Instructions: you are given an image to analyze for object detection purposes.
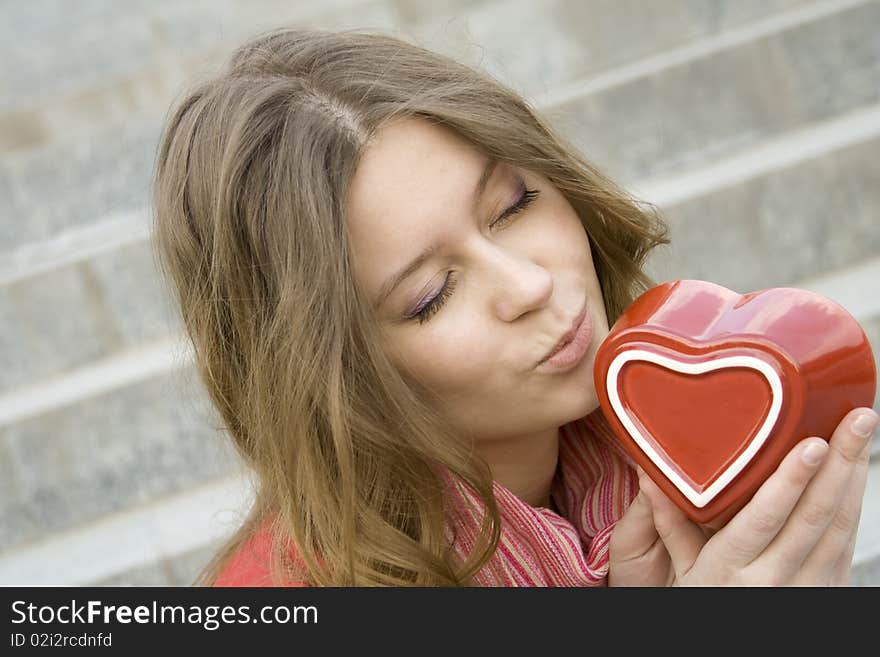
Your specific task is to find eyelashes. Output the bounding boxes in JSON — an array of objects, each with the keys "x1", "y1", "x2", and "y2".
[
  {"x1": 410, "y1": 271, "x2": 458, "y2": 324},
  {"x1": 407, "y1": 183, "x2": 541, "y2": 325},
  {"x1": 490, "y1": 186, "x2": 539, "y2": 230}
]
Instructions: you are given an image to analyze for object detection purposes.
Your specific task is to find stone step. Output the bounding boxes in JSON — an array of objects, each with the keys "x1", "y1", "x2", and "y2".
[
  {"x1": 629, "y1": 102, "x2": 880, "y2": 209},
  {"x1": 2, "y1": 1, "x2": 873, "y2": 259},
  {"x1": 91, "y1": 540, "x2": 224, "y2": 586},
  {"x1": 407, "y1": 0, "x2": 829, "y2": 104},
  {"x1": 0, "y1": 0, "x2": 385, "y2": 146},
  {"x1": 0, "y1": 364, "x2": 243, "y2": 554},
  {"x1": 0, "y1": 237, "x2": 180, "y2": 396},
  {"x1": 0, "y1": 472, "x2": 251, "y2": 585},
  {"x1": 0, "y1": 0, "x2": 824, "y2": 149},
  {"x1": 0, "y1": 337, "x2": 187, "y2": 429},
  {"x1": 642, "y1": 128, "x2": 880, "y2": 300},
  {"x1": 1, "y1": 105, "x2": 877, "y2": 395},
  {"x1": 548, "y1": 0, "x2": 880, "y2": 186}
]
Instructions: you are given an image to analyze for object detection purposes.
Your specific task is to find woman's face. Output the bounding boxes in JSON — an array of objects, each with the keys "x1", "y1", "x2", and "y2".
[{"x1": 346, "y1": 117, "x2": 610, "y2": 444}]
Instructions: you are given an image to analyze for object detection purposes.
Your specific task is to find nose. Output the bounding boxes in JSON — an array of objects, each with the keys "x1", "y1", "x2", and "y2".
[{"x1": 485, "y1": 246, "x2": 553, "y2": 321}]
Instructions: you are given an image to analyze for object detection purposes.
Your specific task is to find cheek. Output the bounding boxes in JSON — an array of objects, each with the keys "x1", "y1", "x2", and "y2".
[
  {"x1": 397, "y1": 323, "x2": 497, "y2": 388},
  {"x1": 562, "y1": 213, "x2": 591, "y2": 255},
  {"x1": 535, "y1": 194, "x2": 590, "y2": 256},
  {"x1": 433, "y1": 323, "x2": 493, "y2": 370}
]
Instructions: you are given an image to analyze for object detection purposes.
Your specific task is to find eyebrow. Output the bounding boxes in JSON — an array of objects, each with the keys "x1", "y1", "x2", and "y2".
[{"x1": 372, "y1": 156, "x2": 500, "y2": 311}]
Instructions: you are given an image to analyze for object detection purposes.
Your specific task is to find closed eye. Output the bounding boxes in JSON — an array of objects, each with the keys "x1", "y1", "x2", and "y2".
[
  {"x1": 406, "y1": 182, "x2": 541, "y2": 325},
  {"x1": 490, "y1": 184, "x2": 539, "y2": 230}
]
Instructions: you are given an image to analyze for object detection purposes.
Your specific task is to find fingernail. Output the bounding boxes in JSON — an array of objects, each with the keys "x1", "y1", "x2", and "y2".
[
  {"x1": 801, "y1": 440, "x2": 828, "y2": 466},
  {"x1": 852, "y1": 411, "x2": 879, "y2": 439}
]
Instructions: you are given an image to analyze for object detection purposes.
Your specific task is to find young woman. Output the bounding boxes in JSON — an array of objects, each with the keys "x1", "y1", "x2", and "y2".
[{"x1": 151, "y1": 27, "x2": 877, "y2": 586}]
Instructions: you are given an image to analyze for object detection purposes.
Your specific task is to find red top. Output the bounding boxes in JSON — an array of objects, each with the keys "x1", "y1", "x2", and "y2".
[{"x1": 213, "y1": 519, "x2": 309, "y2": 587}]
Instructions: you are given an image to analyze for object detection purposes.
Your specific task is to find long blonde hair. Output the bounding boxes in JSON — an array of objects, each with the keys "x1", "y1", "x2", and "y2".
[{"x1": 150, "y1": 27, "x2": 670, "y2": 586}]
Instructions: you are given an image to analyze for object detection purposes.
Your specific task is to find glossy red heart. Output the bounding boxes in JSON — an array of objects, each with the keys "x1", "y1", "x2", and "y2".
[{"x1": 593, "y1": 279, "x2": 877, "y2": 525}]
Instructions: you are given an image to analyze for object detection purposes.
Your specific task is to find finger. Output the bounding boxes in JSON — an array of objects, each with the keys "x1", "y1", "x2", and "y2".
[
  {"x1": 832, "y1": 514, "x2": 861, "y2": 586},
  {"x1": 609, "y1": 490, "x2": 660, "y2": 563},
  {"x1": 829, "y1": 498, "x2": 861, "y2": 586},
  {"x1": 637, "y1": 470, "x2": 707, "y2": 580},
  {"x1": 797, "y1": 432, "x2": 872, "y2": 585},
  {"x1": 712, "y1": 436, "x2": 828, "y2": 568},
  {"x1": 763, "y1": 408, "x2": 877, "y2": 578}
]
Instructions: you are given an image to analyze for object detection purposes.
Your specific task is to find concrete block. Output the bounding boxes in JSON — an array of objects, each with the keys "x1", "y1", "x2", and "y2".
[
  {"x1": 554, "y1": 1, "x2": 880, "y2": 185},
  {"x1": 0, "y1": 119, "x2": 161, "y2": 254},
  {"x1": 0, "y1": 264, "x2": 120, "y2": 392},
  {"x1": 643, "y1": 136, "x2": 880, "y2": 293},
  {"x1": 0, "y1": 366, "x2": 242, "y2": 552},
  {"x1": 87, "y1": 240, "x2": 182, "y2": 347}
]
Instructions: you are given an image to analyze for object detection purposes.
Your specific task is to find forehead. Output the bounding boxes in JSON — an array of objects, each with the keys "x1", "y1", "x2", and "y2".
[
  {"x1": 345, "y1": 117, "x2": 487, "y2": 286},
  {"x1": 347, "y1": 118, "x2": 483, "y2": 227}
]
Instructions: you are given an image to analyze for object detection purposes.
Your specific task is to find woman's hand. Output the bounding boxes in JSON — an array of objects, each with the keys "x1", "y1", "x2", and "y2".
[
  {"x1": 608, "y1": 466, "x2": 675, "y2": 586},
  {"x1": 609, "y1": 406, "x2": 878, "y2": 586}
]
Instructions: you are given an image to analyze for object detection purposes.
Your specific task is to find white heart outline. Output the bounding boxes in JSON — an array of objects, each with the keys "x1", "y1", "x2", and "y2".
[{"x1": 606, "y1": 348, "x2": 783, "y2": 508}]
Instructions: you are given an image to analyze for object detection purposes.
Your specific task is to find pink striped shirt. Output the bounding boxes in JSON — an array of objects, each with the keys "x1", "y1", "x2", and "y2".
[
  {"x1": 439, "y1": 407, "x2": 638, "y2": 586},
  {"x1": 215, "y1": 407, "x2": 636, "y2": 586}
]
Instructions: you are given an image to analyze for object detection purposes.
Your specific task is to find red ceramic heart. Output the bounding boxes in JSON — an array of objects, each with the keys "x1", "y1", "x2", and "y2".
[{"x1": 593, "y1": 279, "x2": 877, "y2": 525}]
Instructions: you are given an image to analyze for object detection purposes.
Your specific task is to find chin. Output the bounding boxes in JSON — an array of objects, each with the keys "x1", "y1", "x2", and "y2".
[{"x1": 558, "y1": 381, "x2": 600, "y2": 425}]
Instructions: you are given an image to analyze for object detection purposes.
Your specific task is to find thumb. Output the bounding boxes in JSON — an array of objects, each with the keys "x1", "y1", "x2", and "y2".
[{"x1": 638, "y1": 469, "x2": 707, "y2": 580}]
